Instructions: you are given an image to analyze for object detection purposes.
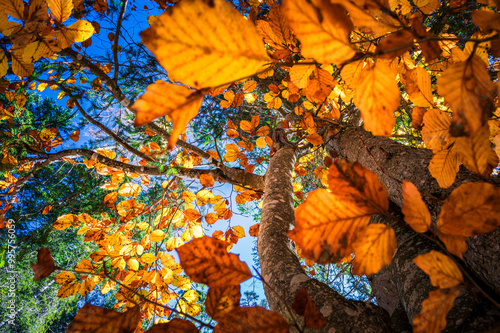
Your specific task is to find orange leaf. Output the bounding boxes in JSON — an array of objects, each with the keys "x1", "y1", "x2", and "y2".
[
  {"x1": 118, "y1": 183, "x2": 141, "y2": 198},
  {"x1": 205, "y1": 285, "x2": 241, "y2": 321},
  {"x1": 413, "y1": 288, "x2": 460, "y2": 333},
  {"x1": 200, "y1": 174, "x2": 215, "y2": 187},
  {"x1": 145, "y1": 318, "x2": 198, "y2": 333},
  {"x1": 327, "y1": 160, "x2": 389, "y2": 213},
  {"x1": 205, "y1": 213, "x2": 219, "y2": 225},
  {"x1": 66, "y1": 304, "x2": 141, "y2": 333},
  {"x1": 437, "y1": 55, "x2": 495, "y2": 135},
  {"x1": 47, "y1": 0, "x2": 73, "y2": 23},
  {"x1": 306, "y1": 133, "x2": 324, "y2": 145},
  {"x1": 438, "y1": 233, "x2": 468, "y2": 259},
  {"x1": 176, "y1": 236, "x2": 252, "y2": 288},
  {"x1": 289, "y1": 189, "x2": 372, "y2": 264},
  {"x1": 414, "y1": 0, "x2": 441, "y2": 14},
  {"x1": 69, "y1": 130, "x2": 80, "y2": 142},
  {"x1": 421, "y1": 109, "x2": 454, "y2": 152},
  {"x1": 0, "y1": 0, "x2": 25, "y2": 20},
  {"x1": 53, "y1": 214, "x2": 80, "y2": 230},
  {"x1": 413, "y1": 251, "x2": 463, "y2": 288},
  {"x1": 353, "y1": 61, "x2": 398, "y2": 136},
  {"x1": 213, "y1": 306, "x2": 289, "y2": 333},
  {"x1": 437, "y1": 182, "x2": 500, "y2": 237},
  {"x1": 428, "y1": 147, "x2": 460, "y2": 189},
  {"x1": 402, "y1": 180, "x2": 431, "y2": 233},
  {"x1": 455, "y1": 124, "x2": 496, "y2": 178},
  {"x1": 184, "y1": 208, "x2": 201, "y2": 222},
  {"x1": 140, "y1": 0, "x2": 269, "y2": 89},
  {"x1": 30, "y1": 248, "x2": 57, "y2": 281},
  {"x1": 133, "y1": 81, "x2": 204, "y2": 149},
  {"x1": 42, "y1": 205, "x2": 52, "y2": 215},
  {"x1": 352, "y1": 224, "x2": 396, "y2": 275},
  {"x1": 282, "y1": 0, "x2": 354, "y2": 65},
  {"x1": 249, "y1": 223, "x2": 260, "y2": 237}
]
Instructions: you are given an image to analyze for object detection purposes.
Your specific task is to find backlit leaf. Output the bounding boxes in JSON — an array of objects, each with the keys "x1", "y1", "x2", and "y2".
[
  {"x1": 413, "y1": 288, "x2": 460, "y2": 333},
  {"x1": 47, "y1": 0, "x2": 73, "y2": 23},
  {"x1": 0, "y1": 0, "x2": 24, "y2": 20},
  {"x1": 353, "y1": 61, "x2": 398, "y2": 136},
  {"x1": 428, "y1": 148, "x2": 460, "y2": 188},
  {"x1": 437, "y1": 182, "x2": 500, "y2": 237},
  {"x1": 402, "y1": 180, "x2": 431, "y2": 233},
  {"x1": 282, "y1": 0, "x2": 354, "y2": 65},
  {"x1": 176, "y1": 236, "x2": 252, "y2": 288},
  {"x1": 118, "y1": 183, "x2": 141, "y2": 197},
  {"x1": 200, "y1": 174, "x2": 215, "y2": 187},
  {"x1": 352, "y1": 224, "x2": 396, "y2": 275},
  {"x1": 133, "y1": 81, "x2": 204, "y2": 149},
  {"x1": 141, "y1": 0, "x2": 269, "y2": 89},
  {"x1": 289, "y1": 189, "x2": 372, "y2": 264},
  {"x1": 421, "y1": 109, "x2": 454, "y2": 152},
  {"x1": 205, "y1": 285, "x2": 241, "y2": 321},
  {"x1": 150, "y1": 230, "x2": 166, "y2": 242},
  {"x1": 455, "y1": 125, "x2": 496, "y2": 177},
  {"x1": 66, "y1": 304, "x2": 141, "y2": 333},
  {"x1": 413, "y1": 251, "x2": 463, "y2": 288}
]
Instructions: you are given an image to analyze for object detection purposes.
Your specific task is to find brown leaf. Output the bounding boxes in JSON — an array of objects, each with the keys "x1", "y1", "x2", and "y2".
[
  {"x1": 353, "y1": 61, "x2": 399, "y2": 136},
  {"x1": 376, "y1": 30, "x2": 414, "y2": 59},
  {"x1": 438, "y1": 233, "x2": 468, "y2": 259},
  {"x1": 471, "y1": 8, "x2": 500, "y2": 34},
  {"x1": 0, "y1": 0, "x2": 25, "y2": 20},
  {"x1": 205, "y1": 285, "x2": 241, "y2": 322},
  {"x1": 292, "y1": 288, "x2": 327, "y2": 329},
  {"x1": 30, "y1": 248, "x2": 57, "y2": 281},
  {"x1": 413, "y1": 251, "x2": 463, "y2": 288},
  {"x1": 455, "y1": 125, "x2": 496, "y2": 177},
  {"x1": 421, "y1": 109, "x2": 454, "y2": 152},
  {"x1": 176, "y1": 236, "x2": 252, "y2": 288},
  {"x1": 66, "y1": 304, "x2": 141, "y2": 333},
  {"x1": 437, "y1": 182, "x2": 500, "y2": 237},
  {"x1": 146, "y1": 318, "x2": 199, "y2": 333},
  {"x1": 352, "y1": 224, "x2": 396, "y2": 275},
  {"x1": 402, "y1": 180, "x2": 431, "y2": 233},
  {"x1": 133, "y1": 81, "x2": 204, "y2": 149},
  {"x1": 214, "y1": 306, "x2": 289, "y2": 333},
  {"x1": 413, "y1": 288, "x2": 460, "y2": 333}
]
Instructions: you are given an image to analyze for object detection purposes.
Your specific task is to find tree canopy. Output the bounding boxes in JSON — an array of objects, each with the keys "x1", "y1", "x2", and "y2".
[{"x1": 1, "y1": 0, "x2": 500, "y2": 332}]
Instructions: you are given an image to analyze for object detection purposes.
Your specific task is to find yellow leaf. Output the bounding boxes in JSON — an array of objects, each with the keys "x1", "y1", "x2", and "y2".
[
  {"x1": 133, "y1": 81, "x2": 204, "y2": 149},
  {"x1": 150, "y1": 230, "x2": 166, "y2": 242},
  {"x1": 54, "y1": 20, "x2": 95, "y2": 49},
  {"x1": 183, "y1": 289, "x2": 199, "y2": 303},
  {"x1": 437, "y1": 182, "x2": 500, "y2": 237},
  {"x1": 289, "y1": 63, "x2": 316, "y2": 89},
  {"x1": 0, "y1": 0, "x2": 25, "y2": 20},
  {"x1": 428, "y1": 147, "x2": 460, "y2": 188},
  {"x1": 413, "y1": 250, "x2": 463, "y2": 288},
  {"x1": 53, "y1": 214, "x2": 79, "y2": 230},
  {"x1": 243, "y1": 80, "x2": 257, "y2": 93},
  {"x1": 141, "y1": 253, "x2": 157, "y2": 264},
  {"x1": 289, "y1": 189, "x2": 372, "y2": 264},
  {"x1": 47, "y1": 0, "x2": 73, "y2": 23},
  {"x1": 182, "y1": 190, "x2": 196, "y2": 203},
  {"x1": 353, "y1": 61, "x2": 398, "y2": 136},
  {"x1": 352, "y1": 224, "x2": 396, "y2": 275},
  {"x1": 437, "y1": 55, "x2": 495, "y2": 135},
  {"x1": 58, "y1": 281, "x2": 80, "y2": 298},
  {"x1": 413, "y1": 288, "x2": 460, "y2": 333},
  {"x1": 79, "y1": 278, "x2": 95, "y2": 297},
  {"x1": 118, "y1": 183, "x2": 141, "y2": 197},
  {"x1": 402, "y1": 180, "x2": 431, "y2": 233},
  {"x1": 256, "y1": 136, "x2": 267, "y2": 148},
  {"x1": 455, "y1": 125, "x2": 496, "y2": 177},
  {"x1": 232, "y1": 225, "x2": 245, "y2": 238},
  {"x1": 140, "y1": 0, "x2": 269, "y2": 89},
  {"x1": 224, "y1": 143, "x2": 240, "y2": 162},
  {"x1": 54, "y1": 271, "x2": 76, "y2": 285},
  {"x1": 0, "y1": 12, "x2": 22, "y2": 36},
  {"x1": 282, "y1": 0, "x2": 355, "y2": 65},
  {"x1": 127, "y1": 258, "x2": 139, "y2": 271}
]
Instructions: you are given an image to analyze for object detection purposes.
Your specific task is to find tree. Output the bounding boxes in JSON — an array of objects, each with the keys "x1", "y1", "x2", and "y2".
[{"x1": 1, "y1": 0, "x2": 500, "y2": 332}]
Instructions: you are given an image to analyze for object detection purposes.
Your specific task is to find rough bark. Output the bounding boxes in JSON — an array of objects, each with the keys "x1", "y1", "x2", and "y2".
[
  {"x1": 258, "y1": 146, "x2": 393, "y2": 332},
  {"x1": 332, "y1": 127, "x2": 500, "y2": 331}
]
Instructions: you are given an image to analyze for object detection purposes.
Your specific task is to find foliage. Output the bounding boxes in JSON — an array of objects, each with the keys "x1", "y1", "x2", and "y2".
[{"x1": 1, "y1": 0, "x2": 500, "y2": 332}]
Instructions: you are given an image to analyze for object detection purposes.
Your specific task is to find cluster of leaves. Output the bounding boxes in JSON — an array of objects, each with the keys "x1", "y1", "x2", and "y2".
[{"x1": 0, "y1": 0, "x2": 499, "y2": 332}]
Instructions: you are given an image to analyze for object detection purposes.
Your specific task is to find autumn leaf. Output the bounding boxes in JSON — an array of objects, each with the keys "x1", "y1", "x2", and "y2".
[
  {"x1": 51, "y1": 20, "x2": 95, "y2": 49},
  {"x1": 455, "y1": 124, "x2": 496, "y2": 177},
  {"x1": 289, "y1": 189, "x2": 372, "y2": 264},
  {"x1": 47, "y1": 0, "x2": 73, "y2": 23},
  {"x1": 146, "y1": 318, "x2": 199, "y2": 333},
  {"x1": 0, "y1": 0, "x2": 24, "y2": 20},
  {"x1": 176, "y1": 236, "x2": 252, "y2": 288},
  {"x1": 240, "y1": 115, "x2": 260, "y2": 133},
  {"x1": 327, "y1": 160, "x2": 389, "y2": 213},
  {"x1": 0, "y1": 50, "x2": 8, "y2": 77},
  {"x1": 133, "y1": 81, "x2": 204, "y2": 149},
  {"x1": 282, "y1": 0, "x2": 355, "y2": 65},
  {"x1": 118, "y1": 183, "x2": 141, "y2": 197},
  {"x1": 413, "y1": 288, "x2": 460, "y2": 333},
  {"x1": 438, "y1": 233, "x2": 468, "y2": 259},
  {"x1": 352, "y1": 224, "x2": 396, "y2": 275},
  {"x1": 140, "y1": 0, "x2": 269, "y2": 89},
  {"x1": 306, "y1": 133, "x2": 324, "y2": 145},
  {"x1": 214, "y1": 306, "x2": 289, "y2": 333},
  {"x1": 54, "y1": 271, "x2": 76, "y2": 285},
  {"x1": 428, "y1": 147, "x2": 460, "y2": 189},
  {"x1": 353, "y1": 61, "x2": 399, "y2": 136},
  {"x1": 200, "y1": 174, "x2": 215, "y2": 187},
  {"x1": 69, "y1": 130, "x2": 80, "y2": 141},
  {"x1": 66, "y1": 304, "x2": 141, "y2": 333},
  {"x1": 150, "y1": 230, "x2": 166, "y2": 242},
  {"x1": 205, "y1": 285, "x2": 241, "y2": 321},
  {"x1": 421, "y1": 109, "x2": 454, "y2": 152},
  {"x1": 292, "y1": 288, "x2": 327, "y2": 329},
  {"x1": 437, "y1": 55, "x2": 495, "y2": 135},
  {"x1": 30, "y1": 248, "x2": 58, "y2": 281},
  {"x1": 437, "y1": 182, "x2": 500, "y2": 237},
  {"x1": 402, "y1": 180, "x2": 431, "y2": 233},
  {"x1": 413, "y1": 251, "x2": 463, "y2": 288},
  {"x1": 414, "y1": 0, "x2": 441, "y2": 14}
]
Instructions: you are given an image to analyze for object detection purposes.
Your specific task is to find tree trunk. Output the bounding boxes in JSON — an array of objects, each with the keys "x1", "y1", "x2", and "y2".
[
  {"x1": 258, "y1": 146, "x2": 393, "y2": 332},
  {"x1": 332, "y1": 127, "x2": 500, "y2": 331}
]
